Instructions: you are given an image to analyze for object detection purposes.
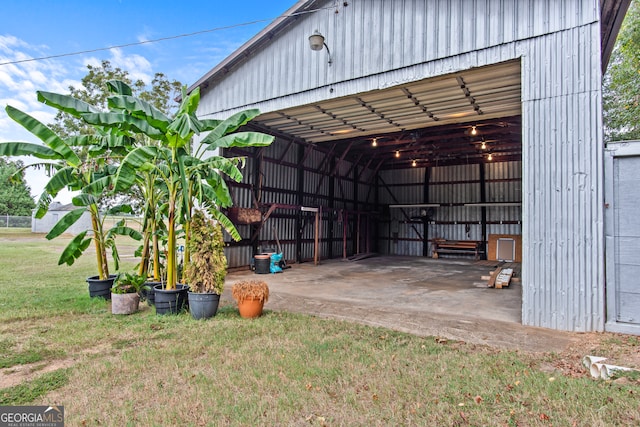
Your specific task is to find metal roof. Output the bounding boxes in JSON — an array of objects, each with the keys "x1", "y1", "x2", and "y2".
[
  {"x1": 192, "y1": 0, "x2": 629, "y2": 171},
  {"x1": 250, "y1": 60, "x2": 522, "y2": 170}
]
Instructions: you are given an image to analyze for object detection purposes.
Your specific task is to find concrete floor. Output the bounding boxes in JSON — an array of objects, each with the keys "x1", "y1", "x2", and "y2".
[{"x1": 226, "y1": 255, "x2": 579, "y2": 352}]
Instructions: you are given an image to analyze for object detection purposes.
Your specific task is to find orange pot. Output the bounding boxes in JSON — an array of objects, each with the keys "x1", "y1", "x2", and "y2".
[{"x1": 238, "y1": 298, "x2": 265, "y2": 318}]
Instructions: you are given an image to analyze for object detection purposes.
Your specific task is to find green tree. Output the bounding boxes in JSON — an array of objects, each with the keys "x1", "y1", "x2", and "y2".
[
  {"x1": 0, "y1": 158, "x2": 36, "y2": 216},
  {"x1": 603, "y1": 0, "x2": 640, "y2": 141},
  {"x1": 50, "y1": 60, "x2": 182, "y2": 138}
]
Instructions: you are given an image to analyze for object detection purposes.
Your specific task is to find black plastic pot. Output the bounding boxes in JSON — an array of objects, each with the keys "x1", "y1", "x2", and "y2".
[
  {"x1": 142, "y1": 281, "x2": 162, "y2": 306},
  {"x1": 154, "y1": 284, "x2": 189, "y2": 315},
  {"x1": 87, "y1": 275, "x2": 117, "y2": 300},
  {"x1": 188, "y1": 292, "x2": 220, "y2": 320},
  {"x1": 254, "y1": 255, "x2": 270, "y2": 274}
]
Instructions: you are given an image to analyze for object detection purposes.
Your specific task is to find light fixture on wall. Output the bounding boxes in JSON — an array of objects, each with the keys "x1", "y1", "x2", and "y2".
[
  {"x1": 309, "y1": 30, "x2": 333, "y2": 66},
  {"x1": 395, "y1": 150, "x2": 400, "y2": 158},
  {"x1": 471, "y1": 125, "x2": 478, "y2": 136}
]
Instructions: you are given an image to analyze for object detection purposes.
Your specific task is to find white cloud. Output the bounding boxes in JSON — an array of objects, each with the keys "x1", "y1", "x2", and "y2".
[
  {"x1": 0, "y1": 36, "x2": 157, "y2": 203},
  {"x1": 84, "y1": 48, "x2": 153, "y2": 84}
]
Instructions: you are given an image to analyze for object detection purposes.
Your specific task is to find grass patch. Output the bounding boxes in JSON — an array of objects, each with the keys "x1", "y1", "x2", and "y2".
[
  {"x1": 0, "y1": 369, "x2": 70, "y2": 405},
  {"x1": 0, "y1": 229, "x2": 639, "y2": 425},
  {"x1": 0, "y1": 338, "x2": 63, "y2": 368}
]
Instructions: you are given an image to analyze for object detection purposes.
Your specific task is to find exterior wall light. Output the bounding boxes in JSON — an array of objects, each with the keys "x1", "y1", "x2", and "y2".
[{"x1": 309, "y1": 30, "x2": 332, "y2": 66}]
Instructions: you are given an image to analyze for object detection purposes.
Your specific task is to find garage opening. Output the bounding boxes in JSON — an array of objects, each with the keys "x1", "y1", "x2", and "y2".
[{"x1": 223, "y1": 60, "x2": 523, "y2": 322}]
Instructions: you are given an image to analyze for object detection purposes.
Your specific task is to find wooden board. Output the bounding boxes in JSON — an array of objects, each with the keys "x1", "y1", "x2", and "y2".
[
  {"x1": 487, "y1": 234, "x2": 522, "y2": 262},
  {"x1": 495, "y1": 268, "x2": 514, "y2": 288},
  {"x1": 487, "y1": 268, "x2": 501, "y2": 288}
]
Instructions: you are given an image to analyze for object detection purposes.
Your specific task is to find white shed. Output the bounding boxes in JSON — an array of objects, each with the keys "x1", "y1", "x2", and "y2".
[{"x1": 32, "y1": 202, "x2": 92, "y2": 235}]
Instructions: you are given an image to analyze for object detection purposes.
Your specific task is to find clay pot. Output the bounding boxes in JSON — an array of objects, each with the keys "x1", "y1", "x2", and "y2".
[{"x1": 237, "y1": 298, "x2": 265, "y2": 319}]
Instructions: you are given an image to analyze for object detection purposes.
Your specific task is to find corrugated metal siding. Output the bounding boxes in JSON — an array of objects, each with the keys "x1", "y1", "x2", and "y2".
[
  {"x1": 204, "y1": 0, "x2": 606, "y2": 332},
  {"x1": 198, "y1": 0, "x2": 597, "y2": 118},
  {"x1": 521, "y1": 22, "x2": 604, "y2": 331}
]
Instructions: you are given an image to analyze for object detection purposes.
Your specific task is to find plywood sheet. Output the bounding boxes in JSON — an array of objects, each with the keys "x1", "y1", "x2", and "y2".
[{"x1": 488, "y1": 234, "x2": 522, "y2": 262}]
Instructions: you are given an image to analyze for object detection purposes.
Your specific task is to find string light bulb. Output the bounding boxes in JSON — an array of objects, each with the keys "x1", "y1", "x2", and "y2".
[
  {"x1": 395, "y1": 150, "x2": 400, "y2": 158},
  {"x1": 412, "y1": 159, "x2": 417, "y2": 167},
  {"x1": 471, "y1": 126, "x2": 477, "y2": 136},
  {"x1": 372, "y1": 138, "x2": 377, "y2": 147},
  {"x1": 487, "y1": 153, "x2": 493, "y2": 161},
  {"x1": 481, "y1": 141, "x2": 486, "y2": 150}
]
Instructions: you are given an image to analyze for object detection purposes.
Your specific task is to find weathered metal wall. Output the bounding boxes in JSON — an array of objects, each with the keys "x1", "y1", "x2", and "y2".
[
  {"x1": 378, "y1": 162, "x2": 521, "y2": 257},
  {"x1": 198, "y1": 0, "x2": 597, "y2": 118},
  {"x1": 486, "y1": 161, "x2": 522, "y2": 236},
  {"x1": 521, "y1": 23, "x2": 605, "y2": 331},
  {"x1": 223, "y1": 138, "x2": 365, "y2": 267}
]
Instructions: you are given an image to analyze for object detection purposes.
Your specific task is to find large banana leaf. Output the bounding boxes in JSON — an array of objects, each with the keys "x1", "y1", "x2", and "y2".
[
  {"x1": 166, "y1": 114, "x2": 200, "y2": 147},
  {"x1": 178, "y1": 86, "x2": 200, "y2": 116},
  {"x1": 199, "y1": 177, "x2": 233, "y2": 208},
  {"x1": 107, "y1": 224, "x2": 143, "y2": 241},
  {"x1": 37, "y1": 91, "x2": 100, "y2": 117},
  {"x1": 205, "y1": 131, "x2": 274, "y2": 150},
  {"x1": 67, "y1": 134, "x2": 134, "y2": 149},
  {"x1": 108, "y1": 95, "x2": 170, "y2": 132},
  {"x1": 209, "y1": 208, "x2": 241, "y2": 241},
  {"x1": 72, "y1": 193, "x2": 98, "y2": 207},
  {"x1": 46, "y1": 208, "x2": 87, "y2": 240},
  {"x1": 106, "y1": 80, "x2": 133, "y2": 96},
  {"x1": 81, "y1": 112, "x2": 164, "y2": 139},
  {"x1": 57, "y1": 231, "x2": 92, "y2": 266},
  {"x1": 0, "y1": 142, "x2": 58, "y2": 160},
  {"x1": 199, "y1": 119, "x2": 223, "y2": 131},
  {"x1": 43, "y1": 167, "x2": 82, "y2": 198},
  {"x1": 199, "y1": 109, "x2": 261, "y2": 145},
  {"x1": 200, "y1": 156, "x2": 244, "y2": 182},
  {"x1": 5, "y1": 106, "x2": 80, "y2": 166},
  {"x1": 113, "y1": 146, "x2": 164, "y2": 192},
  {"x1": 106, "y1": 204, "x2": 134, "y2": 215},
  {"x1": 81, "y1": 174, "x2": 112, "y2": 197},
  {"x1": 34, "y1": 191, "x2": 52, "y2": 219}
]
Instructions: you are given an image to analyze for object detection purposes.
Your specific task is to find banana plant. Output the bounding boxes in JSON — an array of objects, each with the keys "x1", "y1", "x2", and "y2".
[
  {"x1": 0, "y1": 101, "x2": 142, "y2": 279},
  {"x1": 90, "y1": 82, "x2": 274, "y2": 290}
]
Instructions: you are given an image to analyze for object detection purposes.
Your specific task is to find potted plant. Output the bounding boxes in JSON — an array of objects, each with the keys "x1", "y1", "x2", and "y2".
[
  {"x1": 183, "y1": 210, "x2": 227, "y2": 319},
  {"x1": 231, "y1": 280, "x2": 270, "y2": 318},
  {"x1": 111, "y1": 272, "x2": 147, "y2": 315},
  {"x1": 0, "y1": 90, "x2": 142, "y2": 298}
]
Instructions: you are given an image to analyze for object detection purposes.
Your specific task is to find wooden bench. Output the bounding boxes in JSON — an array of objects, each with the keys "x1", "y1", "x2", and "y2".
[{"x1": 431, "y1": 239, "x2": 482, "y2": 260}]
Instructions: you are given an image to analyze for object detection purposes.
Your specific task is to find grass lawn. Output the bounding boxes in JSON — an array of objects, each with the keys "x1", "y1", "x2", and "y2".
[{"x1": 0, "y1": 228, "x2": 638, "y2": 426}]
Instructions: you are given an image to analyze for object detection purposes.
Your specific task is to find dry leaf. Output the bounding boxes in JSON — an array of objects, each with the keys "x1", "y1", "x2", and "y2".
[
  {"x1": 539, "y1": 413, "x2": 550, "y2": 421},
  {"x1": 474, "y1": 395, "x2": 483, "y2": 404}
]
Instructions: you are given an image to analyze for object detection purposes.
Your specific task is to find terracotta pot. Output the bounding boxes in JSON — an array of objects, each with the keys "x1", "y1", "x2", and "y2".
[{"x1": 237, "y1": 298, "x2": 265, "y2": 318}]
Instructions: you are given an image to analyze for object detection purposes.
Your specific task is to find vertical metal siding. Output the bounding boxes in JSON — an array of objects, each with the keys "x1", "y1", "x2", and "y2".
[
  {"x1": 198, "y1": 0, "x2": 597, "y2": 118},
  {"x1": 521, "y1": 22, "x2": 604, "y2": 331},
  {"x1": 203, "y1": 0, "x2": 605, "y2": 332}
]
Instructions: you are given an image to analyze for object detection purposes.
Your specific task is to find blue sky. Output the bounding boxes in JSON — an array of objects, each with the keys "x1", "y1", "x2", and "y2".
[{"x1": 0, "y1": 0, "x2": 294, "y2": 203}]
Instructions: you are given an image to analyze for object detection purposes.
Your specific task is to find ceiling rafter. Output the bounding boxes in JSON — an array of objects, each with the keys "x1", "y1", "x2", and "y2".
[{"x1": 456, "y1": 76, "x2": 483, "y2": 115}]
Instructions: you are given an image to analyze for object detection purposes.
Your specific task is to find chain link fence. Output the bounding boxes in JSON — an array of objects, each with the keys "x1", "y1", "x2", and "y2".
[{"x1": 1, "y1": 215, "x2": 31, "y2": 228}]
